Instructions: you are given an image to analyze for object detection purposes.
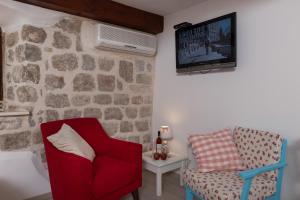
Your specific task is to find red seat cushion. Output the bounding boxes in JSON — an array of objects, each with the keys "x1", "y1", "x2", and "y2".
[{"x1": 93, "y1": 156, "x2": 137, "y2": 199}]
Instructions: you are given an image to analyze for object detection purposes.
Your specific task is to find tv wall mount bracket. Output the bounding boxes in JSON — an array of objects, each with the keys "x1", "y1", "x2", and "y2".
[{"x1": 173, "y1": 22, "x2": 192, "y2": 30}]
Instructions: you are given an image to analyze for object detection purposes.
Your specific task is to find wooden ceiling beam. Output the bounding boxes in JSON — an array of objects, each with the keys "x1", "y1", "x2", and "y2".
[{"x1": 13, "y1": 0, "x2": 164, "y2": 34}]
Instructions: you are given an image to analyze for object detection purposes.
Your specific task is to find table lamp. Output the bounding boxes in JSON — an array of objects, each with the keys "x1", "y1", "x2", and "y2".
[{"x1": 160, "y1": 126, "x2": 172, "y2": 154}]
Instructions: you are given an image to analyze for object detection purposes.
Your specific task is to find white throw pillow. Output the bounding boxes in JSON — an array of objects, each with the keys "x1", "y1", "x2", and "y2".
[{"x1": 47, "y1": 124, "x2": 95, "y2": 161}]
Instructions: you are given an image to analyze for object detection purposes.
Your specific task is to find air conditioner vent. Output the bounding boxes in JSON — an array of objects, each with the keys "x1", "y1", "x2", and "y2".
[
  {"x1": 99, "y1": 25, "x2": 156, "y2": 49},
  {"x1": 81, "y1": 22, "x2": 157, "y2": 56}
]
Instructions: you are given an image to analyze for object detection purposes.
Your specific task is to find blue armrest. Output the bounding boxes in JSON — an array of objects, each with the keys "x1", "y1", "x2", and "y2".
[{"x1": 239, "y1": 162, "x2": 287, "y2": 180}]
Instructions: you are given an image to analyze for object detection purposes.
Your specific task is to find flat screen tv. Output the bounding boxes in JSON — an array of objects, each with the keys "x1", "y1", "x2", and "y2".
[{"x1": 175, "y1": 13, "x2": 236, "y2": 73}]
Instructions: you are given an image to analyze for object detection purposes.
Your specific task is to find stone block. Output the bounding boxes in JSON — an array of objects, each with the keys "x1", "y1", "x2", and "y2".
[
  {"x1": 37, "y1": 110, "x2": 44, "y2": 115},
  {"x1": 41, "y1": 148, "x2": 47, "y2": 163},
  {"x1": 28, "y1": 116, "x2": 36, "y2": 127},
  {"x1": 125, "y1": 107, "x2": 138, "y2": 119},
  {"x1": 38, "y1": 117, "x2": 43, "y2": 124},
  {"x1": 24, "y1": 64, "x2": 40, "y2": 84},
  {"x1": 143, "y1": 143, "x2": 151, "y2": 152},
  {"x1": 136, "y1": 74, "x2": 152, "y2": 85},
  {"x1": 131, "y1": 96, "x2": 143, "y2": 105},
  {"x1": 64, "y1": 109, "x2": 82, "y2": 119},
  {"x1": 104, "y1": 107, "x2": 123, "y2": 120},
  {"x1": 71, "y1": 95, "x2": 91, "y2": 106},
  {"x1": 114, "y1": 94, "x2": 129, "y2": 105},
  {"x1": 0, "y1": 131, "x2": 31, "y2": 151},
  {"x1": 82, "y1": 54, "x2": 96, "y2": 70},
  {"x1": 16, "y1": 86, "x2": 38, "y2": 103},
  {"x1": 16, "y1": 44, "x2": 42, "y2": 62},
  {"x1": 97, "y1": 74, "x2": 115, "y2": 92},
  {"x1": 45, "y1": 93, "x2": 70, "y2": 108},
  {"x1": 0, "y1": 118, "x2": 23, "y2": 130},
  {"x1": 52, "y1": 53, "x2": 78, "y2": 71},
  {"x1": 83, "y1": 108, "x2": 102, "y2": 119},
  {"x1": 73, "y1": 73, "x2": 95, "y2": 92},
  {"x1": 12, "y1": 66, "x2": 22, "y2": 83},
  {"x1": 128, "y1": 136, "x2": 140, "y2": 143},
  {"x1": 117, "y1": 80, "x2": 123, "y2": 91},
  {"x1": 147, "y1": 63, "x2": 153, "y2": 72},
  {"x1": 76, "y1": 35, "x2": 82, "y2": 52},
  {"x1": 143, "y1": 134, "x2": 152, "y2": 143},
  {"x1": 53, "y1": 31, "x2": 72, "y2": 49},
  {"x1": 11, "y1": 118, "x2": 23, "y2": 130},
  {"x1": 7, "y1": 49, "x2": 14, "y2": 63},
  {"x1": 6, "y1": 86, "x2": 15, "y2": 100},
  {"x1": 56, "y1": 18, "x2": 82, "y2": 34},
  {"x1": 6, "y1": 72, "x2": 12, "y2": 83},
  {"x1": 99, "y1": 57, "x2": 114, "y2": 71},
  {"x1": 45, "y1": 110, "x2": 59, "y2": 122},
  {"x1": 129, "y1": 85, "x2": 152, "y2": 93},
  {"x1": 135, "y1": 120, "x2": 149, "y2": 132},
  {"x1": 135, "y1": 59, "x2": 145, "y2": 72},
  {"x1": 144, "y1": 96, "x2": 153, "y2": 104},
  {"x1": 94, "y1": 94, "x2": 112, "y2": 105},
  {"x1": 9, "y1": 106, "x2": 34, "y2": 113},
  {"x1": 6, "y1": 32, "x2": 19, "y2": 47},
  {"x1": 120, "y1": 121, "x2": 133, "y2": 133},
  {"x1": 32, "y1": 130, "x2": 43, "y2": 144},
  {"x1": 44, "y1": 47, "x2": 53, "y2": 52},
  {"x1": 139, "y1": 106, "x2": 152, "y2": 118},
  {"x1": 21, "y1": 25, "x2": 47, "y2": 43},
  {"x1": 45, "y1": 74, "x2": 65, "y2": 90},
  {"x1": 119, "y1": 60, "x2": 133, "y2": 83},
  {"x1": 45, "y1": 60, "x2": 50, "y2": 70},
  {"x1": 12, "y1": 64, "x2": 40, "y2": 84},
  {"x1": 0, "y1": 121, "x2": 4, "y2": 130},
  {"x1": 102, "y1": 122, "x2": 119, "y2": 136}
]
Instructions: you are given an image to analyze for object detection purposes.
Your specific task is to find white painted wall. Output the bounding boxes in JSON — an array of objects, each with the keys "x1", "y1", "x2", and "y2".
[
  {"x1": 153, "y1": 0, "x2": 300, "y2": 199},
  {"x1": 0, "y1": 151, "x2": 50, "y2": 200}
]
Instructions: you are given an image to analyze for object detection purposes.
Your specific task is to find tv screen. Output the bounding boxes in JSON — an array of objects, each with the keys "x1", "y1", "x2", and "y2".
[{"x1": 176, "y1": 13, "x2": 236, "y2": 73}]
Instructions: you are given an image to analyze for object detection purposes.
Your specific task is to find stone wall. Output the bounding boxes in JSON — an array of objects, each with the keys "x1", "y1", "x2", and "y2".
[{"x1": 1, "y1": 18, "x2": 154, "y2": 161}]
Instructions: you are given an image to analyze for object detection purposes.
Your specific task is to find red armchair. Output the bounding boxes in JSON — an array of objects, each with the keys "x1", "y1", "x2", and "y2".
[{"x1": 41, "y1": 118, "x2": 142, "y2": 200}]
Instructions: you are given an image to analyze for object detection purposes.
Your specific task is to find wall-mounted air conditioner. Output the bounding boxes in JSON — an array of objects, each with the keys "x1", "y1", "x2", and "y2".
[{"x1": 81, "y1": 22, "x2": 157, "y2": 56}]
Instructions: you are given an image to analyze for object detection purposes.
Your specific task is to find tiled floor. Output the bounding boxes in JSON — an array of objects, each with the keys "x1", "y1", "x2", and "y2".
[
  {"x1": 123, "y1": 170, "x2": 185, "y2": 200},
  {"x1": 42, "y1": 170, "x2": 185, "y2": 200}
]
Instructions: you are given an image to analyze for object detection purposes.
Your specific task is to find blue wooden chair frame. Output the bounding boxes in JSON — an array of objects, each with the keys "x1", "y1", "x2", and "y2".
[{"x1": 185, "y1": 139, "x2": 287, "y2": 200}]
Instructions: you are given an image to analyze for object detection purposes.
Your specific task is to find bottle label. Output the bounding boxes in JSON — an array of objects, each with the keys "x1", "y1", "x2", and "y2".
[{"x1": 156, "y1": 144, "x2": 162, "y2": 153}]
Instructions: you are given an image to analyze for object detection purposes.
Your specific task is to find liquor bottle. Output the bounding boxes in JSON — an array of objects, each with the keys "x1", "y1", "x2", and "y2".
[{"x1": 156, "y1": 131, "x2": 162, "y2": 155}]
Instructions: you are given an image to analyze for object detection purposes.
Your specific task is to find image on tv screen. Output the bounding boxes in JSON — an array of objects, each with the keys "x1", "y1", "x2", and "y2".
[{"x1": 177, "y1": 18, "x2": 232, "y2": 65}]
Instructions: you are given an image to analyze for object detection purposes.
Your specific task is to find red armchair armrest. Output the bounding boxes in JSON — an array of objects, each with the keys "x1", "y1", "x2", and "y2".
[
  {"x1": 105, "y1": 138, "x2": 142, "y2": 163},
  {"x1": 102, "y1": 138, "x2": 143, "y2": 189}
]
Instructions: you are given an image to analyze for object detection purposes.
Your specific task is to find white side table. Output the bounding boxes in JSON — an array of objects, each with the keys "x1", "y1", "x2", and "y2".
[{"x1": 142, "y1": 151, "x2": 187, "y2": 196}]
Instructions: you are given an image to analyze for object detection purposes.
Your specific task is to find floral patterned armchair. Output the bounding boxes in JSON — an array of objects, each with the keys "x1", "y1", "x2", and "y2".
[{"x1": 183, "y1": 127, "x2": 287, "y2": 200}]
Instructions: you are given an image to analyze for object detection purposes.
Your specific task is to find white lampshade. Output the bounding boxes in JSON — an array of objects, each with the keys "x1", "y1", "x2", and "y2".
[{"x1": 160, "y1": 126, "x2": 172, "y2": 140}]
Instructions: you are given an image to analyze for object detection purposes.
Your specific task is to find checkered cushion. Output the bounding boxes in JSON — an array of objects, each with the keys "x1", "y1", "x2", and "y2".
[
  {"x1": 188, "y1": 129, "x2": 244, "y2": 172},
  {"x1": 183, "y1": 168, "x2": 276, "y2": 200}
]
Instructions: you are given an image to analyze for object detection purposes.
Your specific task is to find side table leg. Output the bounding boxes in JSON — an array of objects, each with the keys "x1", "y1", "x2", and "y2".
[
  {"x1": 180, "y1": 161, "x2": 184, "y2": 186},
  {"x1": 156, "y1": 172, "x2": 162, "y2": 196}
]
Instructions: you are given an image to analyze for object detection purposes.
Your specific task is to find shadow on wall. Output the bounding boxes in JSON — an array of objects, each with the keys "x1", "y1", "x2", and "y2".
[{"x1": 0, "y1": 179, "x2": 24, "y2": 200}]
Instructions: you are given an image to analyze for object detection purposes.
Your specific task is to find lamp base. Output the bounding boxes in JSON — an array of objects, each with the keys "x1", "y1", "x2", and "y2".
[{"x1": 162, "y1": 140, "x2": 169, "y2": 155}]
